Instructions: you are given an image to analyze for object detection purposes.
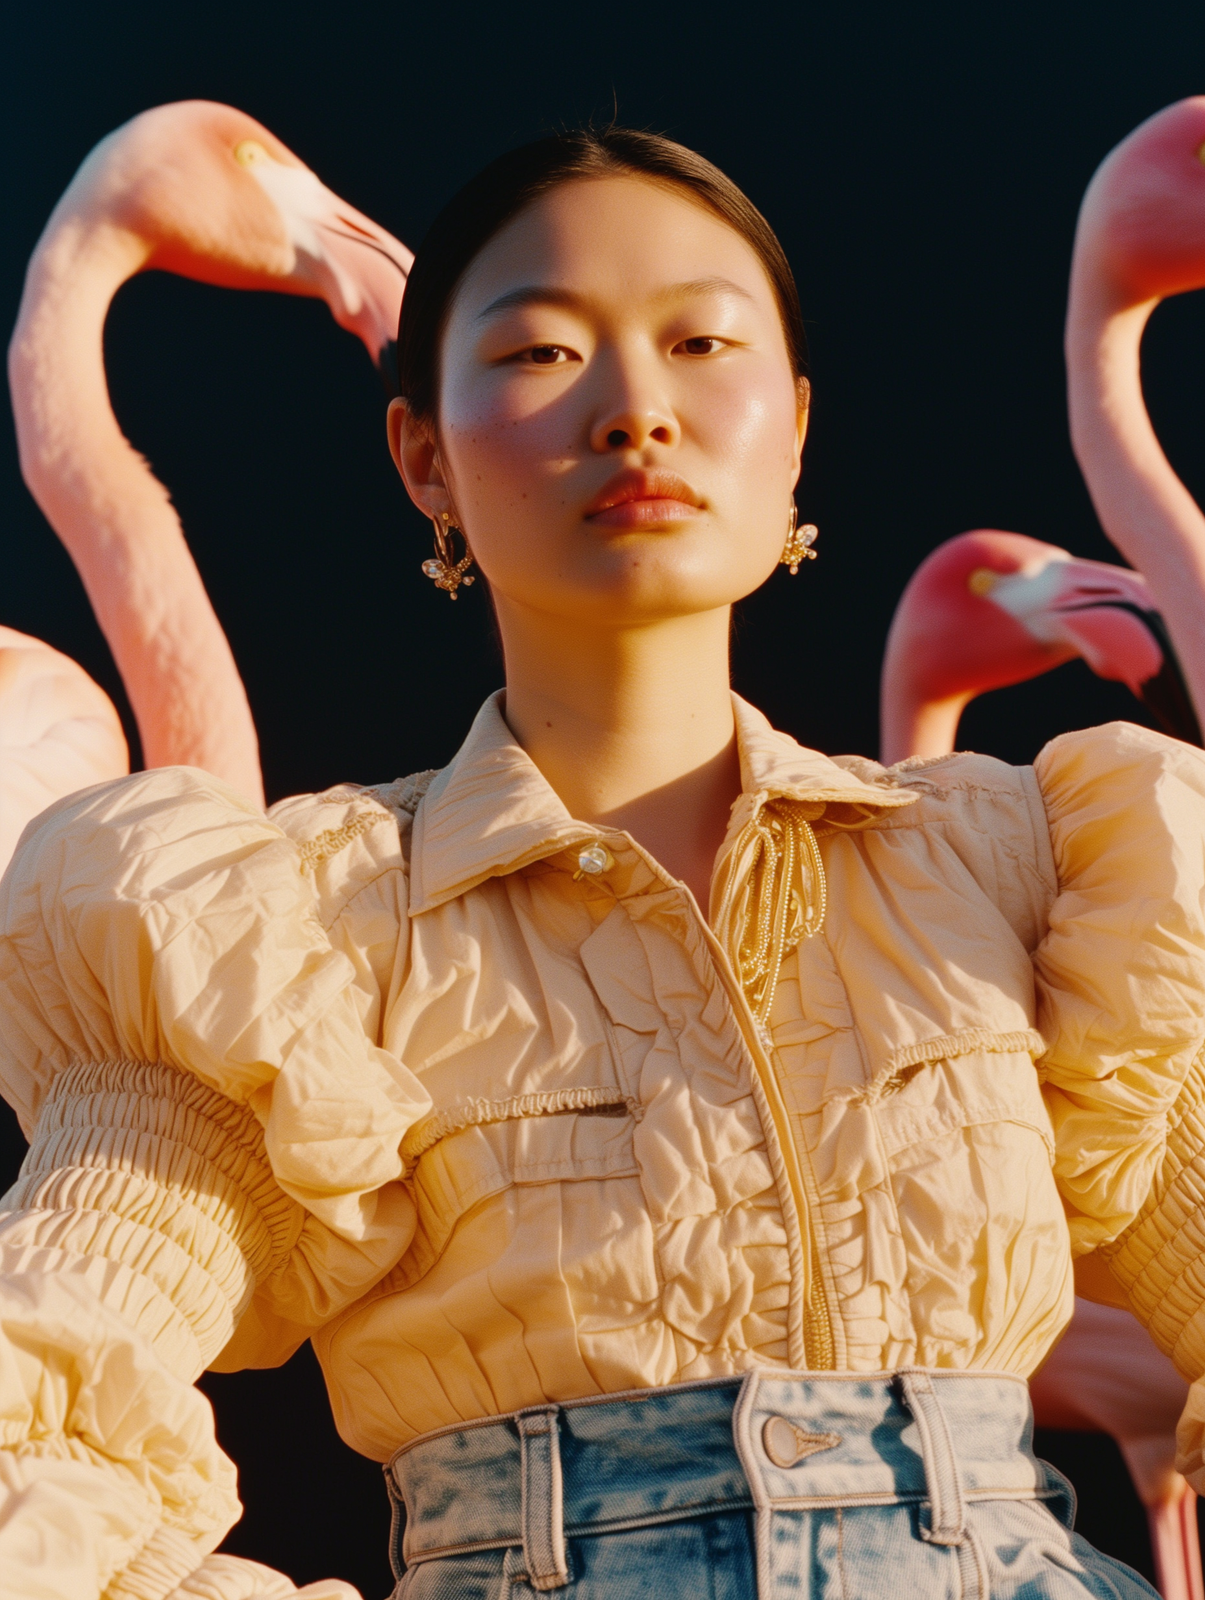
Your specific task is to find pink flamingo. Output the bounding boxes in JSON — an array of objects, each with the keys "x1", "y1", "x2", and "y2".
[
  {"x1": 881, "y1": 526, "x2": 1202, "y2": 1599},
  {"x1": 7, "y1": 100, "x2": 413, "y2": 813},
  {"x1": 1066, "y1": 97, "x2": 1205, "y2": 730},
  {"x1": 879, "y1": 527, "x2": 1198, "y2": 765}
]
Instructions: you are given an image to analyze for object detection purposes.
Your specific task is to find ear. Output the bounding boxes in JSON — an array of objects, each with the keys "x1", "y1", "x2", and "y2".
[
  {"x1": 791, "y1": 376, "x2": 811, "y2": 483},
  {"x1": 387, "y1": 398, "x2": 456, "y2": 521}
]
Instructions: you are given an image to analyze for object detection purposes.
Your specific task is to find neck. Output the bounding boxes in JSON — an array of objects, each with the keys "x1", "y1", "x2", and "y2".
[
  {"x1": 1066, "y1": 266, "x2": 1205, "y2": 727},
  {"x1": 8, "y1": 198, "x2": 263, "y2": 804},
  {"x1": 498, "y1": 599, "x2": 740, "y2": 907}
]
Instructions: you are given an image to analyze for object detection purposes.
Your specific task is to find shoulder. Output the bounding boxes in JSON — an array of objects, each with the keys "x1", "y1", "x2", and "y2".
[
  {"x1": 1034, "y1": 719, "x2": 1205, "y2": 809},
  {"x1": 268, "y1": 767, "x2": 440, "y2": 920},
  {"x1": 1031, "y1": 721, "x2": 1205, "y2": 883},
  {"x1": 1, "y1": 766, "x2": 276, "y2": 906},
  {"x1": 832, "y1": 747, "x2": 1043, "y2": 838},
  {"x1": 828, "y1": 749, "x2": 1056, "y2": 948},
  {"x1": 2, "y1": 762, "x2": 441, "y2": 928}
]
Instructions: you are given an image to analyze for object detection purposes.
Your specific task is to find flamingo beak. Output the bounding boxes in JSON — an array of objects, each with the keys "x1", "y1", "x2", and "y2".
[
  {"x1": 236, "y1": 143, "x2": 413, "y2": 374},
  {"x1": 981, "y1": 557, "x2": 1162, "y2": 689},
  {"x1": 977, "y1": 555, "x2": 1202, "y2": 743}
]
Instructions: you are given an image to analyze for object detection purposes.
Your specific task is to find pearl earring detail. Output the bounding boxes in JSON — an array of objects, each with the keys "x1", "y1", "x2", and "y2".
[
  {"x1": 780, "y1": 506, "x2": 818, "y2": 575},
  {"x1": 422, "y1": 512, "x2": 475, "y2": 600}
]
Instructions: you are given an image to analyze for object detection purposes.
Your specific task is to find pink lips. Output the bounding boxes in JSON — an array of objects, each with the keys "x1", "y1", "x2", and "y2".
[{"x1": 584, "y1": 468, "x2": 705, "y2": 528}]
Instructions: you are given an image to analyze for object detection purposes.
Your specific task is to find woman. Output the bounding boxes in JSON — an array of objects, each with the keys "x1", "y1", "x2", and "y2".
[{"x1": 0, "y1": 127, "x2": 1202, "y2": 1600}]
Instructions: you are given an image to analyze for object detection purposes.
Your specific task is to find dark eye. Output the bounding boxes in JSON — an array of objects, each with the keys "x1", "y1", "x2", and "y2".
[
  {"x1": 679, "y1": 336, "x2": 723, "y2": 356},
  {"x1": 529, "y1": 345, "x2": 565, "y2": 364}
]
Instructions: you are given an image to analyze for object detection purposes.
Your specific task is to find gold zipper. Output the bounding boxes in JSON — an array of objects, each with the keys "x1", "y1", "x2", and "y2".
[
  {"x1": 711, "y1": 799, "x2": 836, "y2": 1368},
  {"x1": 704, "y1": 939, "x2": 836, "y2": 1371},
  {"x1": 623, "y1": 811, "x2": 838, "y2": 1370},
  {"x1": 692, "y1": 948, "x2": 836, "y2": 1366}
]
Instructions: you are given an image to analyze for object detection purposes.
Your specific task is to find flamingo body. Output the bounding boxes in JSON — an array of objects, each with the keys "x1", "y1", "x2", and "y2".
[{"x1": 0, "y1": 627, "x2": 128, "y2": 869}]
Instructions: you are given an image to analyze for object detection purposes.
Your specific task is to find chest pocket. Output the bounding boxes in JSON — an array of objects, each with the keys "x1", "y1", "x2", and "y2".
[
  {"x1": 397, "y1": 1101, "x2": 642, "y2": 1289},
  {"x1": 391, "y1": 903, "x2": 648, "y2": 1291}
]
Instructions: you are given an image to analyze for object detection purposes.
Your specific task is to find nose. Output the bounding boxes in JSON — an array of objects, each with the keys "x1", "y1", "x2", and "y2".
[{"x1": 588, "y1": 351, "x2": 680, "y2": 454}]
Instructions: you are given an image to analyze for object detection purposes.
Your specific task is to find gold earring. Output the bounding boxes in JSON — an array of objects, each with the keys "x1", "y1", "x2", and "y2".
[
  {"x1": 780, "y1": 506, "x2": 818, "y2": 575},
  {"x1": 422, "y1": 512, "x2": 475, "y2": 600}
]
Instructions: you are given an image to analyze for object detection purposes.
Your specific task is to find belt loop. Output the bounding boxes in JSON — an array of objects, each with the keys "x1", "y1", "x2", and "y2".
[
  {"x1": 382, "y1": 1459, "x2": 408, "y2": 1583},
  {"x1": 896, "y1": 1370, "x2": 966, "y2": 1547},
  {"x1": 518, "y1": 1406, "x2": 569, "y2": 1590}
]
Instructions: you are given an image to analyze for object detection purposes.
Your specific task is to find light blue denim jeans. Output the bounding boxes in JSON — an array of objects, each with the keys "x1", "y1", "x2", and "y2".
[{"x1": 384, "y1": 1368, "x2": 1158, "y2": 1598}]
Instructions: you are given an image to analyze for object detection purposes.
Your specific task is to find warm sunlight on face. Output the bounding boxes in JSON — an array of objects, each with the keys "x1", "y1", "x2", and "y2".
[{"x1": 399, "y1": 175, "x2": 807, "y2": 626}]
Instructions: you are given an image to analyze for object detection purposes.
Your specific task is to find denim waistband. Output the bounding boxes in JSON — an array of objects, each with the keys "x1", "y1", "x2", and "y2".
[{"x1": 385, "y1": 1368, "x2": 1066, "y2": 1591}]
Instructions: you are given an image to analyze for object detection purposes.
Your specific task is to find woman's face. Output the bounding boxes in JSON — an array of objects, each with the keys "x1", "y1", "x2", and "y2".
[{"x1": 392, "y1": 175, "x2": 808, "y2": 626}]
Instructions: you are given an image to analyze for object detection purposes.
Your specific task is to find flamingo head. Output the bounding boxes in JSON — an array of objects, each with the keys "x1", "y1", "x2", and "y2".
[
  {"x1": 1073, "y1": 96, "x2": 1205, "y2": 308},
  {"x1": 881, "y1": 529, "x2": 1199, "y2": 761},
  {"x1": 70, "y1": 100, "x2": 412, "y2": 373}
]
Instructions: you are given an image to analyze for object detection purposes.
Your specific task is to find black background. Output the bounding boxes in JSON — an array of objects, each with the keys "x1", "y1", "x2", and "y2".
[{"x1": 4, "y1": 1, "x2": 1205, "y2": 1592}]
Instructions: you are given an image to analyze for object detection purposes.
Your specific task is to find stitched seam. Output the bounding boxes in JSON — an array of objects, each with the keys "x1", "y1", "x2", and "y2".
[
  {"x1": 1018, "y1": 764, "x2": 1059, "y2": 918},
  {"x1": 402, "y1": 1087, "x2": 641, "y2": 1162},
  {"x1": 369, "y1": 770, "x2": 440, "y2": 818},
  {"x1": 889, "y1": 1028, "x2": 1046, "y2": 1074},
  {"x1": 829, "y1": 1031, "x2": 1047, "y2": 1108},
  {"x1": 318, "y1": 862, "x2": 409, "y2": 933},
  {"x1": 884, "y1": 775, "x2": 1026, "y2": 799},
  {"x1": 403, "y1": 1499, "x2": 759, "y2": 1563},
  {"x1": 296, "y1": 810, "x2": 389, "y2": 874}
]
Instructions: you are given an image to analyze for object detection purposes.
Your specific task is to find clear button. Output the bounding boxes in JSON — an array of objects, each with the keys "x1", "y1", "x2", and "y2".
[{"x1": 575, "y1": 843, "x2": 613, "y2": 877}]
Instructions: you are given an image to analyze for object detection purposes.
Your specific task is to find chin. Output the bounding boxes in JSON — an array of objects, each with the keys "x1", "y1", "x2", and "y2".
[{"x1": 520, "y1": 556, "x2": 768, "y2": 622}]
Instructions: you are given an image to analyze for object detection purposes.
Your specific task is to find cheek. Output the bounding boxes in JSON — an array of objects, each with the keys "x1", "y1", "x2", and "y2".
[
  {"x1": 689, "y1": 366, "x2": 799, "y2": 472},
  {"x1": 440, "y1": 382, "x2": 577, "y2": 504}
]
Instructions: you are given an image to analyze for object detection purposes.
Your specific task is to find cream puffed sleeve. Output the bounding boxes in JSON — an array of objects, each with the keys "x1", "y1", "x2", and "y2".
[
  {"x1": 1030, "y1": 722, "x2": 1205, "y2": 1487},
  {"x1": 0, "y1": 767, "x2": 431, "y2": 1600}
]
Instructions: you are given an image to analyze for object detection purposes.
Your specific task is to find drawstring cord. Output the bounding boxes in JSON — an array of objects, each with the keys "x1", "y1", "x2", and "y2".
[{"x1": 713, "y1": 800, "x2": 828, "y2": 1026}]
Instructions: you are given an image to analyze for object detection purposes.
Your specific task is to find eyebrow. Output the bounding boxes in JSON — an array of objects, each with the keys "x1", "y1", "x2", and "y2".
[{"x1": 475, "y1": 276, "x2": 756, "y2": 322}]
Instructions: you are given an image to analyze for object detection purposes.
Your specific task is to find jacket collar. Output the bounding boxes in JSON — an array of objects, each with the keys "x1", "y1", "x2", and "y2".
[{"x1": 408, "y1": 690, "x2": 917, "y2": 913}]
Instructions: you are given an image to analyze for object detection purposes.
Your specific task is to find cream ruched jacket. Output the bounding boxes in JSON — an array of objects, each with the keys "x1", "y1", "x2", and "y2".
[{"x1": 3, "y1": 692, "x2": 1205, "y2": 1598}]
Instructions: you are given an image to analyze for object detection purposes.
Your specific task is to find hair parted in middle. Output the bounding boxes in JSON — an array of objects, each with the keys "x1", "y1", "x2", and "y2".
[{"x1": 395, "y1": 125, "x2": 810, "y2": 428}]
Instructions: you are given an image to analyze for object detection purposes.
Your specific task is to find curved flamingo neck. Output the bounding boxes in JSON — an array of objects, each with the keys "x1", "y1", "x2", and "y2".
[
  {"x1": 879, "y1": 690, "x2": 970, "y2": 766},
  {"x1": 1066, "y1": 271, "x2": 1205, "y2": 729},
  {"x1": 879, "y1": 610, "x2": 973, "y2": 765},
  {"x1": 8, "y1": 197, "x2": 263, "y2": 804},
  {"x1": 876, "y1": 694, "x2": 966, "y2": 768}
]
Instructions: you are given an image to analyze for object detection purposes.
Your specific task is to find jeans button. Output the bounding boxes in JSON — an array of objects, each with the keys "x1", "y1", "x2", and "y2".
[{"x1": 762, "y1": 1414, "x2": 842, "y2": 1468}]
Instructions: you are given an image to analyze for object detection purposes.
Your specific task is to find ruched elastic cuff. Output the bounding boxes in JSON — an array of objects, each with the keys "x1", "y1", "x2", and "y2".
[{"x1": 1102, "y1": 1048, "x2": 1205, "y2": 1376}]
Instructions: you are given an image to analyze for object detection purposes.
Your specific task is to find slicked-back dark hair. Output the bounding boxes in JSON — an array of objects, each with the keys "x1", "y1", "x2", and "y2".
[{"x1": 395, "y1": 126, "x2": 809, "y2": 425}]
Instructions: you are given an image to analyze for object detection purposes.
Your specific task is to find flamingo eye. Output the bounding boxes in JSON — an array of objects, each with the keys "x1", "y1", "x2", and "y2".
[
  {"x1": 968, "y1": 568, "x2": 1001, "y2": 596},
  {"x1": 234, "y1": 140, "x2": 269, "y2": 167},
  {"x1": 1198, "y1": 140, "x2": 1205, "y2": 167}
]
